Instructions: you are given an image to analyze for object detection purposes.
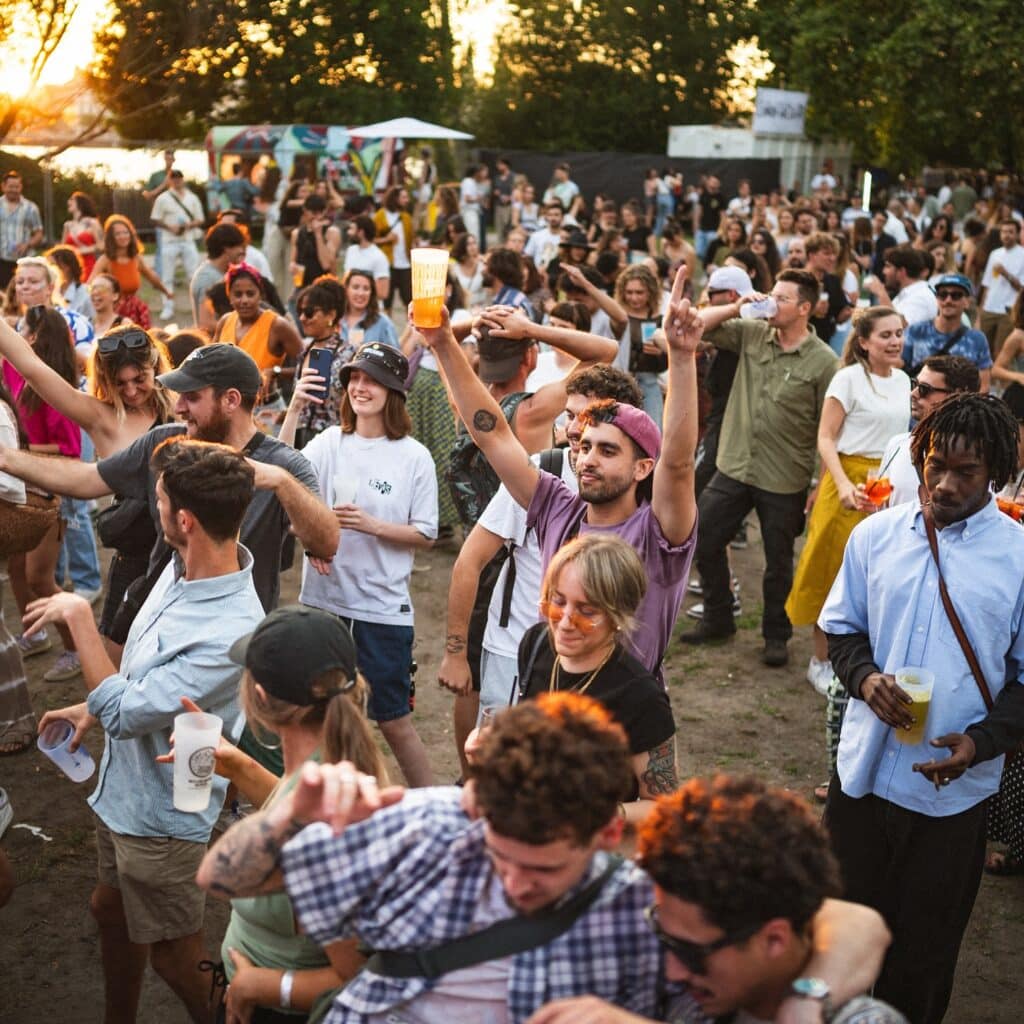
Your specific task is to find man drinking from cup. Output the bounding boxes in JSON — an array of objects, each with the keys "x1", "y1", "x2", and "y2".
[
  {"x1": 820, "y1": 393, "x2": 1024, "y2": 1024},
  {"x1": 33, "y1": 439, "x2": 265, "y2": 1024}
]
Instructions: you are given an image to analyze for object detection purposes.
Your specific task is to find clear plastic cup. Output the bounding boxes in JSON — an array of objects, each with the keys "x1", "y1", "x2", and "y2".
[
  {"x1": 172, "y1": 712, "x2": 222, "y2": 812},
  {"x1": 894, "y1": 667, "x2": 935, "y2": 745},
  {"x1": 411, "y1": 249, "x2": 450, "y2": 328},
  {"x1": 333, "y1": 475, "x2": 357, "y2": 506},
  {"x1": 37, "y1": 719, "x2": 95, "y2": 783}
]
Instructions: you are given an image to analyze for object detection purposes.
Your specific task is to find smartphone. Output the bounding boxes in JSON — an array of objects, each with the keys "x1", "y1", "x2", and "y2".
[{"x1": 305, "y1": 346, "x2": 334, "y2": 385}]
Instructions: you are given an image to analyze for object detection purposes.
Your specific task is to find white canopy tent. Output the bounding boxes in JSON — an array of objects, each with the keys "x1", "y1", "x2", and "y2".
[{"x1": 347, "y1": 116, "x2": 474, "y2": 140}]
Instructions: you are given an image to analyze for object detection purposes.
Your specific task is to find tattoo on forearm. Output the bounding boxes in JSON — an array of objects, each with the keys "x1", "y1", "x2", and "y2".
[
  {"x1": 445, "y1": 634, "x2": 466, "y2": 654},
  {"x1": 473, "y1": 410, "x2": 498, "y2": 432},
  {"x1": 207, "y1": 814, "x2": 305, "y2": 896},
  {"x1": 641, "y1": 741, "x2": 679, "y2": 796}
]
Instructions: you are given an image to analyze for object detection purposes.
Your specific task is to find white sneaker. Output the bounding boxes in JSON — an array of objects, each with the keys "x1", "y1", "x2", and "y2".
[
  {"x1": 806, "y1": 657, "x2": 834, "y2": 697},
  {"x1": 159, "y1": 302, "x2": 175, "y2": 321}
]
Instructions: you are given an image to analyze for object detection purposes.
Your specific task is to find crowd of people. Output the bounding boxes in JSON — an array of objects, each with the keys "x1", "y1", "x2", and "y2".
[{"x1": 1, "y1": 152, "x2": 1023, "y2": 1024}]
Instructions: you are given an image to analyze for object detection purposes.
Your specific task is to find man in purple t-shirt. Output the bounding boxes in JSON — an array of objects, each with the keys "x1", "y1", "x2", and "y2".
[{"x1": 418, "y1": 268, "x2": 701, "y2": 678}]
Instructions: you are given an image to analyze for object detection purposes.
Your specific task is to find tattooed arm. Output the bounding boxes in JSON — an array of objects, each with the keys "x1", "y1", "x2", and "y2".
[
  {"x1": 197, "y1": 761, "x2": 404, "y2": 899},
  {"x1": 620, "y1": 739, "x2": 679, "y2": 832}
]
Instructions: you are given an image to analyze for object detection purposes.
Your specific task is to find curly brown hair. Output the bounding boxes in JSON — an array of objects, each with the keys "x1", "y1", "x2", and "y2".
[
  {"x1": 471, "y1": 693, "x2": 633, "y2": 846},
  {"x1": 638, "y1": 775, "x2": 841, "y2": 933}
]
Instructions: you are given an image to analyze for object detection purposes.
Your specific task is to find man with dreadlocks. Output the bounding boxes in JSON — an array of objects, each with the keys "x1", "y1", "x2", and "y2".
[{"x1": 819, "y1": 392, "x2": 1024, "y2": 1024}]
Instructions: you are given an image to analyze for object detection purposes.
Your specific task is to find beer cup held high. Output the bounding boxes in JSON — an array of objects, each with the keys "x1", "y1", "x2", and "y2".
[{"x1": 411, "y1": 248, "x2": 449, "y2": 328}]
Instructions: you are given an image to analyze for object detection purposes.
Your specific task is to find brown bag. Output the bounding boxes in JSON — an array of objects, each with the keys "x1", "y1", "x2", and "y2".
[{"x1": 0, "y1": 488, "x2": 60, "y2": 560}]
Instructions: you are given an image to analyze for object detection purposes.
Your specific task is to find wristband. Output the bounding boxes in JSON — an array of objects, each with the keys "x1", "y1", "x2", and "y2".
[{"x1": 279, "y1": 969, "x2": 295, "y2": 1009}]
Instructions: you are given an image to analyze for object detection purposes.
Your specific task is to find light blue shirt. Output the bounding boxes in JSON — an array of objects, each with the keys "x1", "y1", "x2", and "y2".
[
  {"x1": 87, "y1": 545, "x2": 265, "y2": 841},
  {"x1": 819, "y1": 497, "x2": 1024, "y2": 816}
]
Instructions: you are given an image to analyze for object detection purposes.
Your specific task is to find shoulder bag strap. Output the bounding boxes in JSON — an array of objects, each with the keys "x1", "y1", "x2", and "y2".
[
  {"x1": 936, "y1": 324, "x2": 968, "y2": 358},
  {"x1": 919, "y1": 487, "x2": 994, "y2": 710},
  {"x1": 363, "y1": 854, "x2": 624, "y2": 980}
]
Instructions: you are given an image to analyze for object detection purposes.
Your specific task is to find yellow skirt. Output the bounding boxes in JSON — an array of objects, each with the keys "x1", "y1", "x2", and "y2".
[{"x1": 785, "y1": 453, "x2": 878, "y2": 628}]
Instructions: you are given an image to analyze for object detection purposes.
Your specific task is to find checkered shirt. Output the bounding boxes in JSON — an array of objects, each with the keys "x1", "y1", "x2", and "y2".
[
  {"x1": 0, "y1": 198, "x2": 41, "y2": 260},
  {"x1": 281, "y1": 787, "x2": 663, "y2": 1023}
]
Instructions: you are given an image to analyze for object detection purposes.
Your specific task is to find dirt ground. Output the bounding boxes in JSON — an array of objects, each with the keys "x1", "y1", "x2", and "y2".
[{"x1": 2, "y1": 517, "x2": 1021, "y2": 1024}]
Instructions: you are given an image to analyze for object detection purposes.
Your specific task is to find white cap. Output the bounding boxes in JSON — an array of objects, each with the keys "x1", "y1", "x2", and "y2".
[{"x1": 707, "y1": 266, "x2": 754, "y2": 297}]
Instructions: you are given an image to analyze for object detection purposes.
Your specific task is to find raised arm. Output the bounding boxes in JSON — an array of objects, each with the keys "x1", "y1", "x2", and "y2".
[
  {"x1": 651, "y1": 267, "x2": 700, "y2": 545},
  {"x1": 562, "y1": 264, "x2": 629, "y2": 334},
  {"x1": 419, "y1": 309, "x2": 540, "y2": 510},
  {"x1": 0, "y1": 446, "x2": 110, "y2": 499},
  {"x1": 698, "y1": 294, "x2": 754, "y2": 334}
]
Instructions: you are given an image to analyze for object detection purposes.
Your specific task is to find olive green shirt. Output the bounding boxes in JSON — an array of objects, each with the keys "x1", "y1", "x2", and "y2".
[{"x1": 708, "y1": 318, "x2": 838, "y2": 494}]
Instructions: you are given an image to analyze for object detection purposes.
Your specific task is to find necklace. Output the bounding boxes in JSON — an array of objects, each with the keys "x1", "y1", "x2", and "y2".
[{"x1": 548, "y1": 643, "x2": 616, "y2": 696}]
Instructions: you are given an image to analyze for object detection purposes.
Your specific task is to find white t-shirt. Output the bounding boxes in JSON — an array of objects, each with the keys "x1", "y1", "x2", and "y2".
[
  {"x1": 880, "y1": 430, "x2": 920, "y2": 507},
  {"x1": 825, "y1": 364, "x2": 911, "y2": 458},
  {"x1": 244, "y1": 245, "x2": 272, "y2": 280},
  {"x1": 0, "y1": 403, "x2": 25, "y2": 504},
  {"x1": 893, "y1": 280, "x2": 938, "y2": 326},
  {"x1": 152, "y1": 188, "x2": 204, "y2": 243},
  {"x1": 299, "y1": 429, "x2": 437, "y2": 626},
  {"x1": 590, "y1": 307, "x2": 615, "y2": 340},
  {"x1": 477, "y1": 450, "x2": 578, "y2": 659},
  {"x1": 524, "y1": 227, "x2": 561, "y2": 270},
  {"x1": 383, "y1": 211, "x2": 410, "y2": 270},
  {"x1": 344, "y1": 243, "x2": 391, "y2": 282},
  {"x1": 981, "y1": 245, "x2": 1024, "y2": 314}
]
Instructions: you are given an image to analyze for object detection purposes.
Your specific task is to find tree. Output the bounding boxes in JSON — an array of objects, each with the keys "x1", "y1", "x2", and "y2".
[{"x1": 473, "y1": 0, "x2": 754, "y2": 152}]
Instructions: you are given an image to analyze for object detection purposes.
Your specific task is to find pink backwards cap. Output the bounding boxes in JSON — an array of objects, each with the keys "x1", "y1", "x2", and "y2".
[{"x1": 581, "y1": 400, "x2": 662, "y2": 460}]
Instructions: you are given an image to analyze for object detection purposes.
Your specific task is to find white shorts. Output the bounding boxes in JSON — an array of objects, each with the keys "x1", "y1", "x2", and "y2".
[{"x1": 479, "y1": 648, "x2": 518, "y2": 722}]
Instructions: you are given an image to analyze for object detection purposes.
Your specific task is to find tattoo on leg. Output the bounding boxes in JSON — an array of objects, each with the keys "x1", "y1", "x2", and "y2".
[
  {"x1": 641, "y1": 740, "x2": 679, "y2": 796},
  {"x1": 445, "y1": 634, "x2": 466, "y2": 654},
  {"x1": 473, "y1": 410, "x2": 498, "y2": 432}
]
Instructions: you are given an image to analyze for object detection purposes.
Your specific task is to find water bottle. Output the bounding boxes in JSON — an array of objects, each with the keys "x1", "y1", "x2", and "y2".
[{"x1": 740, "y1": 297, "x2": 778, "y2": 320}]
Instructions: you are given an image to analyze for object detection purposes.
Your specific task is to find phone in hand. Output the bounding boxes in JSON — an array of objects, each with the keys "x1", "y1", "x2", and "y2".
[{"x1": 305, "y1": 346, "x2": 334, "y2": 386}]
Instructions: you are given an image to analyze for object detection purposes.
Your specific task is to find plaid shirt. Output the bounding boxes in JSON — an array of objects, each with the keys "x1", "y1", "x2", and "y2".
[
  {"x1": 281, "y1": 787, "x2": 663, "y2": 1023},
  {"x1": 0, "y1": 198, "x2": 41, "y2": 260}
]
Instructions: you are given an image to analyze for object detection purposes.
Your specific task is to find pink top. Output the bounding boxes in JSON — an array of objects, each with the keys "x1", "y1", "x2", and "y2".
[{"x1": 2, "y1": 362, "x2": 81, "y2": 458}]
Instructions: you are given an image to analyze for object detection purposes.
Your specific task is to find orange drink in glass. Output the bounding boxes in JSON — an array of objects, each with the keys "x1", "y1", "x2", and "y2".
[
  {"x1": 411, "y1": 248, "x2": 450, "y2": 328},
  {"x1": 864, "y1": 473, "x2": 892, "y2": 507}
]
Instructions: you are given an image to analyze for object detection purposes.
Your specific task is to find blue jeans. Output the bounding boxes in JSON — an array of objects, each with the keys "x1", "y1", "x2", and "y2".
[
  {"x1": 57, "y1": 497, "x2": 102, "y2": 592},
  {"x1": 654, "y1": 194, "x2": 675, "y2": 237},
  {"x1": 696, "y1": 229, "x2": 719, "y2": 264},
  {"x1": 636, "y1": 371, "x2": 664, "y2": 427}
]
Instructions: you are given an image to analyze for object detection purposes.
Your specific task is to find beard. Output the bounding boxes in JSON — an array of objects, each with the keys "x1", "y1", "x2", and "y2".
[
  {"x1": 193, "y1": 407, "x2": 232, "y2": 444},
  {"x1": 577, "y1": 469, "x2": 635, "y2": 505}
]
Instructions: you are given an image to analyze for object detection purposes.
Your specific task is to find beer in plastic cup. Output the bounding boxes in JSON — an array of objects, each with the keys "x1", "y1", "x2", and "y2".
[
  {"x1": 411, "y1": 248, "x2": 449, "y2": 328},
  {"x1": 333, "y1": 475, "x2": 357, "y2": 506},
  {"x1": 894, "y1": 667, "x2": 935, "y2": 745},
  {"x1": 37, "y1": 719, "x2": 95, "y2": 783},
  {"x1": 172, "y1": 712, "x2": 222, "y2": 812}
]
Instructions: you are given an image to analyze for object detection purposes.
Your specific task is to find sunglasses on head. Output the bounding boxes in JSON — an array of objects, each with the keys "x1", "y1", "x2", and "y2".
[
  {"x1": 934, "y1": 289, "x2": 967, "y2": 301},
  {"x1": 644, "y1": 904, "x2": 760, "y2": 976},
  {"x1": 98, "y1": 328, "x2": 150, "y2": 355},
  {"x1": 909, "y1": 378, "x2": 952, "y2": 398}
]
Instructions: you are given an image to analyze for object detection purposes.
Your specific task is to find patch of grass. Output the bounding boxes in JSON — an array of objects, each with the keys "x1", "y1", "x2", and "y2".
[
  {"x1": 675, "y1": 714, "x2": 706, "y2": 724},
  {"x1": 757, "y1": 699, "x2": 786, "y2": 719},
  {"x1": 735, "y1": 604, "x2": 764, "y2": 631}
]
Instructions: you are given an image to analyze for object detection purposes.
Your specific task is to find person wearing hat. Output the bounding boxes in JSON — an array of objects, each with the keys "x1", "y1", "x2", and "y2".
[
  {"x1": 164, "y1": 606, "x2": 386, "y2": 1023},
  {"x1": 0, "y1": 343, "x2": 339, "y2": 636},
  {"x1": 901, "y1": 271, "x2": 992, "y2": 392},
  {"x1": 418, "y1": 266, "x2": 700, "y2": 686},
  {"x1": 558, "y1": 263, "x2": 626, "y2": 340},
  {"x1": 544, "y1": 228, "x2": 593, "y2": 293},
  {"x1": 289, "y1": 341, "x2": 438, "y2": 788},
  {"x1": 32, "y1": 439, "x2": 266, "y2": 1024}
]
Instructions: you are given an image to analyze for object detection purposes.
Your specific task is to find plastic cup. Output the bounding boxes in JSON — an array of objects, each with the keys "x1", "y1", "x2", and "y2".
[
  {"x1": 894, "y1": 667, "x2": 935, "y2": 745},
  {"x1": 172, "y1": 712, "x2": 222, "y2": 812},
  {"x1": 411, "y1": 248, "x2": 450, "y2": 328},
  {"x1": 37, "y1": 719, "x2": 95, "y2": 783},
  {"x1": 333, "y1": 475, "x2": 357, "y2": 506}
]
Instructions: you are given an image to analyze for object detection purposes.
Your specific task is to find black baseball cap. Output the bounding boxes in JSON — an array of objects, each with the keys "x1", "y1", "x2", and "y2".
[
  {"x1": 339, "y1": 342, "x2": 409, "y2": 397},
  {"x1": 158, "y1": 343, "x2": 262, "y2": 396},
  {"x1": 228, "y1": 605, "x2": 358, "y2": 706}
]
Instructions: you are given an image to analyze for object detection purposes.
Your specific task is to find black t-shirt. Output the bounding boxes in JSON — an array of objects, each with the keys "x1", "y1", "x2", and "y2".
[
  {"x1": 699, "y1": 192, "x2": 724, "y2": 232},
  {"x1": 518, "y1": 623, "x2": 675, "y2": 756},
  {"x1": 623, "y1": 225, "x2": 652, "y2": 254},
  {"x1": 97, "y1": 424, "x2": 321, "y2": 611},
  {"x1": 809, "y1": 272, "x2": 848, "y2": 344}
]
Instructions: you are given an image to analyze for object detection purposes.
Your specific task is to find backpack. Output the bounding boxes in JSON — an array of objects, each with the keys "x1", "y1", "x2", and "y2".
[{"x1": 446, "y1": 391, "x2": 530, "y2": 529}]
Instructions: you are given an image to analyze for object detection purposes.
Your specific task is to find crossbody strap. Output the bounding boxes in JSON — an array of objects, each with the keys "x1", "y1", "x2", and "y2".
[
  {"x1": 363, "y1": 854, "x2": 624, "y2": 979},
  {"x1": 919, "y1": 488, "x2": 993, "y2": 710}
]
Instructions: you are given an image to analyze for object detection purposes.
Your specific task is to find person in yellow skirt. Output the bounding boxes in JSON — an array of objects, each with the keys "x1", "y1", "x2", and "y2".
[{"x1": 786, "y1": 306, "x2": 911, "y2": 697}]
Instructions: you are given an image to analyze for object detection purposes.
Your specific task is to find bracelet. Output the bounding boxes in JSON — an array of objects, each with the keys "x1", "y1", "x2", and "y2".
[{"x1": 279, "y1": 969, "x2": 295, "y2": 1009}]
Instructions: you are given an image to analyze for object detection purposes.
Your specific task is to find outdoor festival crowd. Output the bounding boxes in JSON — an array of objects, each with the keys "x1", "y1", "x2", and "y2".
[{"x1": 1, "y1": 150, "x2": 1024, "y2": 1024}]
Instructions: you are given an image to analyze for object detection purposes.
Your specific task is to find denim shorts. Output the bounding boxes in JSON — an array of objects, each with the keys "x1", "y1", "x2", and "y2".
[{"x1": 340, "y1": 618, "x2": 415, "y2": 723}]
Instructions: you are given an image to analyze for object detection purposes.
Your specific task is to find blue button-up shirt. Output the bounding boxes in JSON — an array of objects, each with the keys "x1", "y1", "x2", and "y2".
[
  {"x1": 281, "y1": 788, "x2": 662, "y2": 1023},
  {"x1": 86, "y1": 545, "x2": 265, "y2": 842},
  {"x1": 820, "y1": 498, "x2": 1024, "y2": 816}
]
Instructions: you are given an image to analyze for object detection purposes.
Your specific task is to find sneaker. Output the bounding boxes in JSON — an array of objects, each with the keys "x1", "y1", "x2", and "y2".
[
  {"x1": 686, "y1": 576, "x2": 703, "y2": 596},
  {"x1": 806, "y1": 656, "x2": 834, "y2": 697},
  {"x1": 730, "y1": 524, "x2": 749, "y2": 550},
  {"x1": 678, "y1": 622, "x2": 736, "y2": 645},
  {"x1": 74, "y1": 588, "x2": 103, "y2": 607},
  {"x1": 762, "y1": 639, "x2": 789, "y2": 667},
  {"x1": 685, "y1": 595, "x2": 742, "y2": 620},
  {"x1": 159, "y1": 302, "x2": 175, "y2": 321},
  {"x1": 17, "y1": 630, "x2": 52, "y2": 658},
  {"x1": 0, "y1": 787, "x2": 11, "y2": 839},
  {"x1": 44, "y1": 651, "x2": 82, "y2": 682}
]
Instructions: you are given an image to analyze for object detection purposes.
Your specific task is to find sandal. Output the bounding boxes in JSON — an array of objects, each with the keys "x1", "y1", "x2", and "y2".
[
  {"x1": 0, "y1": 722, "x2": 35, "y2": 756},
  {"x1": 984, "y1": 851, "x2": 1024, "y2": 876}
]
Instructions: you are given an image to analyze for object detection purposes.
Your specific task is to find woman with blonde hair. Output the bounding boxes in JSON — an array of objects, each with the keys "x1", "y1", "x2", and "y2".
[
  {"x1": 515, "y1": 533, "x2": 677, "y2": 828},
  {"x1": 787, "y1": 306, "x2": 911, "y2": 696},
  {"x1": 163, "y1": 606, "x2": 383, "y2": 1022}
]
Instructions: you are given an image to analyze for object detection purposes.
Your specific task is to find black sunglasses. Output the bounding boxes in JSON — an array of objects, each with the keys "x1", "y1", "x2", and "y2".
[
  {"x1": 935, "y1": 289, "x2": 968, "y2": 301},
  {"x1": 644, "y1": 904, "x2": 759, "y2": 975},
  {"x1": 98, "y1": 328, "x2": 150, "y2": 355},
  {"x1": 909, "y1": 378, "x2": 952, "y2": 398}
]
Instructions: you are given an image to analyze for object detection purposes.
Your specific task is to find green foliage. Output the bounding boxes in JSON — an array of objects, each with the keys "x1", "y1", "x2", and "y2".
[
  {"x1": 93, "y1": 0, "x2": 459, "y2": 140},
  {"x1": 473, "y1": 0, "x2": 753, "y2": 152},
  {"x1": 754, "y1": 0, "x2": 1024, "y2": 169}
]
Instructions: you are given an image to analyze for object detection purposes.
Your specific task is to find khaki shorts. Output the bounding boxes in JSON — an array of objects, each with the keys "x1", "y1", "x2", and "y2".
[{"x1": 95, "y1": 817, "x2": 207, "y2": 945}]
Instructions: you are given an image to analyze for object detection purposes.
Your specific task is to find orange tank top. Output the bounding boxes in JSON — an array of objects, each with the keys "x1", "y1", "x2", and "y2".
[
  {"x1": 110, "y1": 257, "x2": 142, "y2": 296},
  {"x1": 223, "y1": 310, "x2": 282, "y2": 370}
]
